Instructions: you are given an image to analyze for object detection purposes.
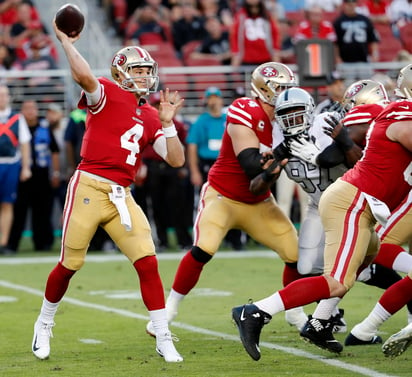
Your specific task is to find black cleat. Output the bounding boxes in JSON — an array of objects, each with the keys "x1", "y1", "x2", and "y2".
[
  {"x1": 232, "y1": 304, "x2": 272, "y2": 361},
  {"x1": 345, "y1": 332, "x2": 382, "y2": 346},
  {"x1": 331, "y1": 309, "x2": 347, "y2": 333},
  {"x1": 300, "y1": 317, "x2": 343, "y2": 353}
]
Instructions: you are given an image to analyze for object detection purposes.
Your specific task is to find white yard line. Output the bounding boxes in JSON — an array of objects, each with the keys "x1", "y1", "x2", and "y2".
[{"x1": 0, "y1": 276, "x2": 399, "y2": 377}]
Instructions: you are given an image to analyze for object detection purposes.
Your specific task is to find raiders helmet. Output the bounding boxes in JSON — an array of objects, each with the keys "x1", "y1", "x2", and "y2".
[
  {"x1": 111, "y1": 46, "x2": 159, "y2": 94},
  {"x1": 342, "y1": 79, "x2": 388, "y2": 111},
  {"x1": 275, "y1": 87, "x2": 315, "y2": 137},
  {"x1": 395, "y1": 63, "x2": 412, "y2": 99},
  {"x1": 251, "y1": 62, "x2": 297, "y2": 106}
]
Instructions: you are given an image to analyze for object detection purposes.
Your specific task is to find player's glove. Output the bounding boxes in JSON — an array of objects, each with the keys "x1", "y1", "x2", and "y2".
[
  {"x1": 324, "y1": 114, "x2": 355, "y2": 152},
  {"x1": 289, "y1": 137, "x2": 320, "y2": 165},
  {"x1": 323, "y1": 112, "x2": 342, "y2": 138}
]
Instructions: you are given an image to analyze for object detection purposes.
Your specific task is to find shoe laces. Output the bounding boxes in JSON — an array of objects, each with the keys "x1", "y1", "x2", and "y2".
[
  {"x1": 37, "y1": 322, "x2": 54, "y2": 345},
  {"x1": 159, "y1": 331, "x2": 179, "y2": 343}
]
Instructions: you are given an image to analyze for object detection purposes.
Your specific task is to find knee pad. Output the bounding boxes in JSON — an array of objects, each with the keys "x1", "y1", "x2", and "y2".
[{"x1": 191, "y1": 246, "x2": 213, "y2": 264}]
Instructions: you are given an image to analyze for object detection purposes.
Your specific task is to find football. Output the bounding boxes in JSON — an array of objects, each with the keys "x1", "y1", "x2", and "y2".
[{"x1": 55, "y1": 3, "x2": 85, "y2": 37}]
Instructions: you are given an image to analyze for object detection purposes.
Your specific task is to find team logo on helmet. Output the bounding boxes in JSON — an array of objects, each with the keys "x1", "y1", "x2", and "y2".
[
  {"x1": 260, "y1": 66, "x2": 278, "y2": 78},
  {"x1": 345, "y1": 84, "x2": 363, "y2": 99},
  {"x1": 112, "y1": 54, "x2": 126, "y2": 67}
]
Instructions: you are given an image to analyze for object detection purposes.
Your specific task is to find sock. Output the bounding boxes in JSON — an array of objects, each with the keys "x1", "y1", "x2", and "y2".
[
  {"x1": 256, "y1": 276, "x2": 330, "y2": 316},
  {"x1": 134, "y1": 256, "x2": 165, "y2": 311},
  {"x1": 353, "y1": 303, "x2": 391, "y2": 340},
  {"x1": 44, "y1": 262, "x2": 76, "y2": 303},
  {"x1": 378, "y1": 276, "x2": 412, "y2": 314},
  {"x1": 149, "y1": 308, "x2": 169, "y2": 336},
  {"x1": 165, "y1": 289, "x2": 185, "y2": 323},
  {"x1": 313, "y1": 297, "x2": 341, "y2": 320},
  {"x1": 374, "y1": 243, "x2": 410, "y2": 273},
  {"x1": 280, "y1": 276, "x2": 330, "y2": 310},
  {"x1": 282, "y1": 262, "x2": 304, "y2": 286},
  {"x1": 172, "y1": 250, "x2": 205, "y2": 295},
  {"x1": 38, "y1": 298, "x2": 60, "y2": 324}
]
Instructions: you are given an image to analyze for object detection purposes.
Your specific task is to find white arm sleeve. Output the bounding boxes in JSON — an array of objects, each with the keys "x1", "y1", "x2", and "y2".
[
  {"x1": 152, "y1": 135, "x2": 168, "y2": 160},
  {"x1": 18, "y1": 114, "x2": 31, "y2": 143},
  {"x1": 84, "y1": 81, "x2": 103, "y2": 106}
]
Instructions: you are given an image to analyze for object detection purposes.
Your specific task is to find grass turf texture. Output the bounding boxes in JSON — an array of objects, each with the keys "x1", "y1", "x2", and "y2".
[{"x1": 0, "y1": 249, "x2": 410, "y2": 377}]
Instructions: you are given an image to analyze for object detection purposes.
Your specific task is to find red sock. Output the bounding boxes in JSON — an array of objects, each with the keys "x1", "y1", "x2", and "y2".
[
  {"x1": 134, "y1": 256, "x2": 165, "y2": 311},
  {"x1": 379, "y1": 276, "x2": 412, "y2": 314},
  {"x1": 172, "y1": 250, "x2": 205, "y2": 295},
  {"x1": 373, "y1": 243, "x2": 405, "y2": 269},
  {"x1": 282, "y1": 263, "x2": 304, "y2": 286},
  {"x1": 279, "y1": 276, "x2": 330, "y2": 310},
  {"x1": 45, "y1": 262, "x2": 76, "y2": 303}
]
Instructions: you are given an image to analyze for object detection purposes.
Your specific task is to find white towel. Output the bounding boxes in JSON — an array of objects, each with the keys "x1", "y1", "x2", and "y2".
[{"x1": 109, "y1": 185, "x2": 132, "y2": 231}]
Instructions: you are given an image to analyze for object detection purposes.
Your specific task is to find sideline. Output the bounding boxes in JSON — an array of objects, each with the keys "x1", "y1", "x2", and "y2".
[{"x1": 0, "y1": 278, "x2": 399, "y2": 377}]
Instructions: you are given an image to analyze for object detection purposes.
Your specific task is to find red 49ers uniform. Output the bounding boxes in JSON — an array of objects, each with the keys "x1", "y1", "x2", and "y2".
[
  {"x1": 195, "y1": 97, "x2": 298, "y2": 262},
  {"x1": 62, "y1": 78, "x2": 165, "y2": 269},
  {"x1": 319, "y1": 99, "x2": 412, "y2": 289}
]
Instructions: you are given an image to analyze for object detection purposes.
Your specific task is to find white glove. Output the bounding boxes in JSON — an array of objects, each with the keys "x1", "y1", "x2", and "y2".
[{"x1": 289, "y1": 137, "x2": 320, "y2": 165}]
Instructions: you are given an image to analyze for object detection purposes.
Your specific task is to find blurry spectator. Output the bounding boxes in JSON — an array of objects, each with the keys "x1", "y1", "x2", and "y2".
[
  {"x1": 0, "y1": 43, "x2": 21, "y2": 84},
  {"x1": 278, "y1": 18, "x2": 295, "y2": 63},
  {"x1": 124, "y1": 3, "x2": 171, "y2": 44},
  {"x1": 189, "y1": 16, "x2": 231, "y2": 65},
  {"x1": 8, "y1": 99, "x2": 59, "y2": 252},
  {"x1": 187, "y1": 86, "x2": 243, "y2": 250},
  {"x1": 46, "y1": 103, "x2": 66, "y2": 210},
  {"x1": 171, "y1": 0, "x2": 207, "y2": 57},
  {"x1": 230, "y1": 0, "x2": 281, "y2": 67},
  {"x1": 132, "y1": 92, "x2": 193, "y2": 252},
  {"x1": 333, "y1": 0, "x2": 380, "y2": 63},
  {"x1": 293, "y1": 6, "x2": 337, "y2": 42},
  {"x1": 304, "y1": 0, "x2": 342, "y2": 12},
  {"x1": 314, "y1": 70, "x2": 346, "y2": 115},
  {"x1": 0, "y1": 0, "x2": 40, "y2": 36},
  {"x1": 388, "y1": 0, "x2": 412, "y2": 38},
  {"x1": 0, "y1": 84, "x2": 31, "y2": 255},
  {"x1": 361, "y1": 0, "x2": 390, "y2": 24},
  {"x1": 198, "y1": 0, "x2": 234, "y2": 27},
  {"x1": 265, "y1": 0, "x2": 286, "y2": 20}
]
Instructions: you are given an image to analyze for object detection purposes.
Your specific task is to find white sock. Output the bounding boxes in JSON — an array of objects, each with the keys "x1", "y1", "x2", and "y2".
[
  {"x1": 166, "y1": 289, "x2": 185, "y2": 322},
  {"x1": 149, "y1": 308, "x2": 169, "y2": 335},
  {"x1": 353, "y1": 303, "x2": 391, "y2": 339},
  {"x1": 254, "y1": 292, "x2": 285, "y2": 316},
  {"x1": 38, "y1": 297, "x2": 59, "y2": 324},
  {"x1": 393, "y1": 251, "x2": 412, "y2": 274},
  {"x1": 313, "y1": 297, "x2": 341, "y2": 320}
]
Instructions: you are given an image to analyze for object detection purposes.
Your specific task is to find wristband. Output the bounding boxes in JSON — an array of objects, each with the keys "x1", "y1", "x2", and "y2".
[{"x1": 162, "y1": 124, "x2": 178, "y2": 138}]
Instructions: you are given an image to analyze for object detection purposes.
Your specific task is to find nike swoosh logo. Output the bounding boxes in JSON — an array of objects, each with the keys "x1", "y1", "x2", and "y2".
[
  {"x1": 238, "y1": 103, "x2": 245, "y2": 108},
  {"x1": 240, "y1": 307, "x2": 246, "y2": 321},
  {"x1": 399, "y1": 105, "x2": 409, "y2": 109},
  {"x1": 33, "y1": 336, "x2": 40, "y2": 351}
]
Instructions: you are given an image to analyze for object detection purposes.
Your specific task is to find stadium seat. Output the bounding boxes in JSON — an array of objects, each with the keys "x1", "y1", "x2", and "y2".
[{"x1": 181, "y1": 40, "x2": 202, "y2": 65}]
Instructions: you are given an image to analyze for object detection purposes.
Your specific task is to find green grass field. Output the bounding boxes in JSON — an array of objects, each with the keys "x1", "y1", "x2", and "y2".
[{"x1": 0, "y1": 247, "x2": 410, "y2": 377}]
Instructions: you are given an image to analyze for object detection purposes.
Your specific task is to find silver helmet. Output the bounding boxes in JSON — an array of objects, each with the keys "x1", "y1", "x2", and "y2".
[
  {"x1": 395, "y1": 63, "x2": 412, "y2": 99},
  {"x1": 275, "y1": 88, "x2": 315, "y2": 137}
]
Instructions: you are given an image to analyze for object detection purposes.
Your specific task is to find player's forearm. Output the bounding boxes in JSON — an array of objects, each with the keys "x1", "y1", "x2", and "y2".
[{"x1": 165, "y1": 138, "x2": 185, "y2": 167}]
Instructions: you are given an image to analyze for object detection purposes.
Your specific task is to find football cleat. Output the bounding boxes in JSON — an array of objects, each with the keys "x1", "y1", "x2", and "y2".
[
  {"x1": 156, "y1": 331, "x2": 183, "y2": 362},
  {"x1": 331, "y1": 309, "x2": 347, "y2": 334},
  {"x1": 300, "y1": 317, "x2": 343, "y2": 353},
  {"x1": 345, "y1": 332, "x2": 382, "y2": 346},
  {"x1": 285, "y1": 307, "x2": 308, "y2": 331},
  {"x1": 32, "y1": 319, "x2": 54, "y2": 360},
  {"x1": 232, "y1": 304, "x2": 272, "y2": 361},
  {"x1": 382, "y1": 323, "x2": 412, "y2": 358},
  {"x1": 146, "y1": 321, "x2": 155, "y2": 338}
]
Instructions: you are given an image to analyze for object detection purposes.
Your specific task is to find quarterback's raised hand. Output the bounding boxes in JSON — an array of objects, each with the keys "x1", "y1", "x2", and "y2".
[{"x1": 158, "y1": 88, "x2": 184, "y2": 126}]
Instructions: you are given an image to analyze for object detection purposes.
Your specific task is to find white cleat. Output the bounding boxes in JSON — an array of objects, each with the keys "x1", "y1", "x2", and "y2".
[
  {"x1": 285, "y1": 307, "x2": 308, "y2": 332},
  {"x1": 156, "y1": 332, "x2": 183, "y2": 362},
  {"x1": 32, "y1": 320, "x2": 54, "y2": 360},
  {"x1": 382, "y1": 323, "x2": 412, "y2": 358},
  {"x1": 146, "y1": 321, "x2": 155, "y2": 338}
]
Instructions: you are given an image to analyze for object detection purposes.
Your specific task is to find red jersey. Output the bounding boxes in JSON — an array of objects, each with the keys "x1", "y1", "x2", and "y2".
[
  {"x1": 208, "y1": 97, "x2": 273, "y2": 204},
  {"x1": 343, "y1": 100, "x2": 412, "y2": 211},
  {"x1": 342, "y1": 103, "x2": 385, "y2": 147},
  {"x1": 230, "y1": 9, "x2": 280, "y2": 64},
  {"x1": 294, "y1": 21, "x2": 336, "y2": 42},
  {"x1": 77, "y1": 77, "x2": 163, "y2": 186}
]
